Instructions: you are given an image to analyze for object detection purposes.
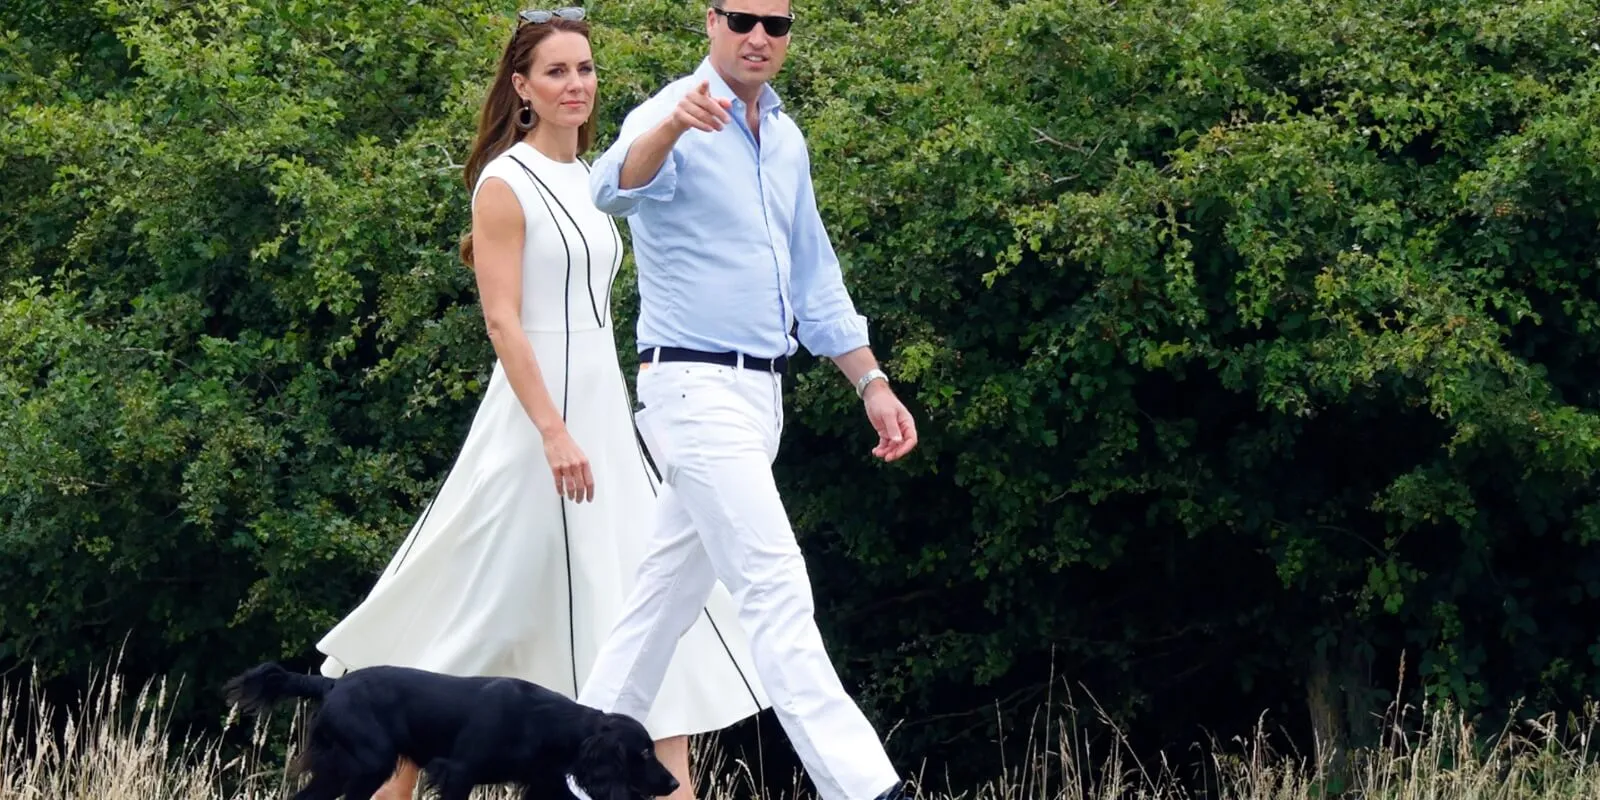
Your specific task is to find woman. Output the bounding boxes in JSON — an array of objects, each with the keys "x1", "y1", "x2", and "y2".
[{"x1": 314, "y1": 8, "x2": 769, "y2": 799}]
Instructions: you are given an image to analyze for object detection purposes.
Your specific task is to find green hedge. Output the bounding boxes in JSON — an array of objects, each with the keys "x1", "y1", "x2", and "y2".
[{"x1": 4, "y1": 0, "x2": 1600, "y2": 789}]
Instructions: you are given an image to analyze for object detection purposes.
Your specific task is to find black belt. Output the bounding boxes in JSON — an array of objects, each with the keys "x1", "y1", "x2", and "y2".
[{"x1": 640, "y1": 346, "x2": 788, "y2": 373}]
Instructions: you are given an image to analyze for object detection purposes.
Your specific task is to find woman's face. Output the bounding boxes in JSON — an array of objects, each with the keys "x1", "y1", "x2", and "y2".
[{"x1": 514, "y1": 30, "x2": 596, "y2": 131}]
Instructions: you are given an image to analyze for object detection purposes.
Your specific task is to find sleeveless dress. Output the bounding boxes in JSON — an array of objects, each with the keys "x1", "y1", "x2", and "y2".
[{"x1": 315, "y1": 141, "x2": 770, "y2": 739}]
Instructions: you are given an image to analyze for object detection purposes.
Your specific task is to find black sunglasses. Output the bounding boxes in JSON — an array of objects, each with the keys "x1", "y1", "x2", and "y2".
[{"x1": 712, "y1": 7, "x2": 794, "y2": 37}]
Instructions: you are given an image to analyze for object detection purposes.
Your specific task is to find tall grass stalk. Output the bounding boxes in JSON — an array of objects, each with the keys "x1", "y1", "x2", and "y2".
[{"x1": 2, "y1": 664, "x2": 1597, "y2": 799}]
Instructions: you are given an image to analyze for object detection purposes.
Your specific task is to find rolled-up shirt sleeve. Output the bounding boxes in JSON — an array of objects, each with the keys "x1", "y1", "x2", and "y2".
[
  {"x1": 789, "y1": 147, "x2": 870, "y2": 358},
  {"x1": 590, "y1": 96, "x2": 681, "y2": 217}
]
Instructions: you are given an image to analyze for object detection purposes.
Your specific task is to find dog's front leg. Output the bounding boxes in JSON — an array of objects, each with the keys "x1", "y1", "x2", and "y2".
[
  {"x1": 421, "y1": 758, "x2": 479, "y2": 800},
  {"x1": 518, "y1": 774, "x2": 577, "y2": 800}
]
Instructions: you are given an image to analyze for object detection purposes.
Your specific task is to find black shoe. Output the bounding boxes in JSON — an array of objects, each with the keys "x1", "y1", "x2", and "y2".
[{"x1": 872, "y1": 780, "x2": 911, "y2": 800}]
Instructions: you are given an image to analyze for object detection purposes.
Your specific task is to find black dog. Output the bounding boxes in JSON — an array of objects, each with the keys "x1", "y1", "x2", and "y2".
[{"x1": 224, "y1": 662, "x2": 680, "y2": 800}]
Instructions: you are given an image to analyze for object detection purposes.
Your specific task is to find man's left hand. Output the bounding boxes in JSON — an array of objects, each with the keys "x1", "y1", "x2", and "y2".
[{"x1": 863, "y1": 382, "x2": 917, "y2": 462}]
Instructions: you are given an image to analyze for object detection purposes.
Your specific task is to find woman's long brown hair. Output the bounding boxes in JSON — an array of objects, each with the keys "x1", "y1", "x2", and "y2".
[{"x1": 459, "y1": 17, "x2": 595, "y2": 268}]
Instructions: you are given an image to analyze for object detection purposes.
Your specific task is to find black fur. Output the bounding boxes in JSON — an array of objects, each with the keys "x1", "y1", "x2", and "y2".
[{"x1": 223, "y1": 662, "x2": 679, "y2": 800}]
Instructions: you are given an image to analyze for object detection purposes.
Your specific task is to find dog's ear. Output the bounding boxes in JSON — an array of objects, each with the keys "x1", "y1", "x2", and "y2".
[{"x1": 571, "y1": 723, "x2": 631, "y2": 800}]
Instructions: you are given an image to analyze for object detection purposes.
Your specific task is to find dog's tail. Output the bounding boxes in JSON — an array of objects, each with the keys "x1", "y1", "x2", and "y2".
[{"x1": 223, "y1": 662, "x2": 335, "y2": 717}]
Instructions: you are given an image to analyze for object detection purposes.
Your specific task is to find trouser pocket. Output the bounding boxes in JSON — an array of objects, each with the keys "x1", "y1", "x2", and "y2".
[{"x1": 633, "y1": 363, "x2": 733, "y2": 482}]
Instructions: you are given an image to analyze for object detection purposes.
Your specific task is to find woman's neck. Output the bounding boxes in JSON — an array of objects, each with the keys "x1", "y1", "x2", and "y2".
[{"x1": 523, "y1": 126, "x2": 579, "y2": 163}]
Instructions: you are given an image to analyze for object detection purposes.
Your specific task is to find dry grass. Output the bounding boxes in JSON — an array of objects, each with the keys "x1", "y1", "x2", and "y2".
[{"x1": 2, "y1": 663, "x2": 1598, "y2": 800}]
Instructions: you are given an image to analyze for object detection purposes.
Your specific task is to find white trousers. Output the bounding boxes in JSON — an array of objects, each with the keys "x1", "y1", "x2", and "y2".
[{"x1": 578, "y1": 359, "x2": 900, "y2": 800}]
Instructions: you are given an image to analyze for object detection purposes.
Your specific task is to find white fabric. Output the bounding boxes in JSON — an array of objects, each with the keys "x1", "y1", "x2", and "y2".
[
  {"x1": 473, "y1": 142, "x2": 615, "y2": 333},
  {"x1": 315, "y1": 142, "x2": 769, "y2": 740},
  {"x1": 578, "y1": 359, "x2": 901, "y2": 800}
]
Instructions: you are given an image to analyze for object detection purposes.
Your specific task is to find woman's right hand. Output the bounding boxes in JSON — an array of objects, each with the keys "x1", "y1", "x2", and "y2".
[{"x1": 542, "y1": 425, "x2": 595, "y2": 503}]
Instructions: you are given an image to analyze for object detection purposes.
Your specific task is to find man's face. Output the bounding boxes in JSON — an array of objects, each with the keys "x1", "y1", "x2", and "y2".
[{"x1": 705, "y1": 0, "x2": 791, "y2": 94}]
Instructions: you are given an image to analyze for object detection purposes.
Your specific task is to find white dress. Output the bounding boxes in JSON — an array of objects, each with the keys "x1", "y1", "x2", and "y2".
[{"x1": 315, "y1": 141, "x2": 770, "y2": 739}]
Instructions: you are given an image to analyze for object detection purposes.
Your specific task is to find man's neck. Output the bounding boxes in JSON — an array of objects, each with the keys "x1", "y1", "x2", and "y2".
[{"x1": 710, "y1": 62, "x2": 764, "y2": 109}]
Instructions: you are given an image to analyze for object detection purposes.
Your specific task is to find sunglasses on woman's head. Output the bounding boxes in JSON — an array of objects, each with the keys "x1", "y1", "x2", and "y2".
[
  {"x1": 519, "y1": 6, "x2": 585, "y2": 24},
  {"x1": 712, "y1": 7, "x2": 794, "y2": 37}
]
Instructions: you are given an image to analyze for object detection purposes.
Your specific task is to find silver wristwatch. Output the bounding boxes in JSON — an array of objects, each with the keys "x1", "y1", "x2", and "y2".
[{"x1": 854, "y1": 368, "x2": 888, "y2": 398}]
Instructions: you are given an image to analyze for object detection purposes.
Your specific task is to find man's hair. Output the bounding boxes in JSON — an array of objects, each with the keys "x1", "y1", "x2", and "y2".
[{"x1": 708, "y1": 1, "x2": 794, "y2": 13}]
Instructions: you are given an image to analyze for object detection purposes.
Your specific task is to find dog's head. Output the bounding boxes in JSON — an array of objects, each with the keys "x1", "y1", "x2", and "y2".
[{"x1": 570, "y1": 713, "x2": 680, "y2": 800}]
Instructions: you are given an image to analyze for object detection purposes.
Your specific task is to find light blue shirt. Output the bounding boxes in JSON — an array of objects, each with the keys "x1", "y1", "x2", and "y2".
[{"x1": 589, "y1": 58, "x2": 870, "y2": 361}]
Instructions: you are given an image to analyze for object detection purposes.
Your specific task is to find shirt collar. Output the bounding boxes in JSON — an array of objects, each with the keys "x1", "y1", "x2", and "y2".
[{"x1": 693, "y1": 57, "x2": 783, "y2": 118}]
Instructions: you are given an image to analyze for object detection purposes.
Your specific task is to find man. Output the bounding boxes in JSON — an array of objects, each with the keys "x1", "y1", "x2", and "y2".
[{"x1": 575, "y1": 2, "x2": 916, "y2": 800}]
